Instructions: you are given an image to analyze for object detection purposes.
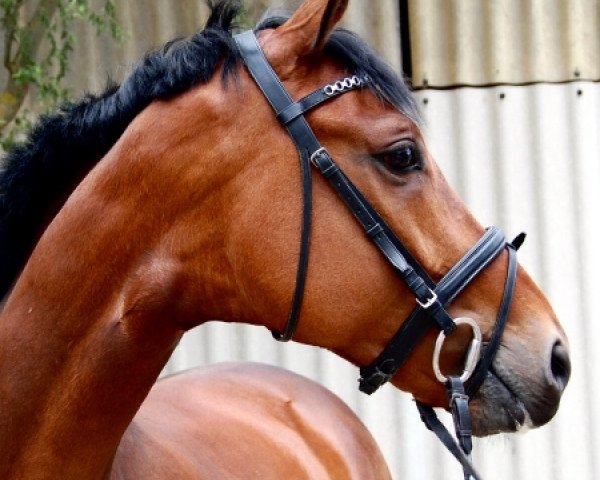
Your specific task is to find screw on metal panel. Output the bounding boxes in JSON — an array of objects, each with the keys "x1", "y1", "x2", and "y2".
[
  {"x1": 499, "y1": 92, "x2": 505, "y2": 100},
  {"x1": 574, "y1": 68, "x2": 581, "y2": 78},
  {"x1": 423, "y1": 98, "x2": 429, "y2": 105},
  {"x1": 577, "y1": 89, "x2": 583, "y2": 96}
]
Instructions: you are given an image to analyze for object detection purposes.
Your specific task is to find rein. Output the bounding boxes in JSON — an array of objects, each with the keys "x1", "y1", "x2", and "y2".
[{"x1": 235, "y1": 30, "x2": 521, "y2": 480}]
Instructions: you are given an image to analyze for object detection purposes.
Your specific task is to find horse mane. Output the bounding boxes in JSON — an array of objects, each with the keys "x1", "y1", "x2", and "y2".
[{"x1": 0, "y1": 0, "x2": 418, "y2": 301}]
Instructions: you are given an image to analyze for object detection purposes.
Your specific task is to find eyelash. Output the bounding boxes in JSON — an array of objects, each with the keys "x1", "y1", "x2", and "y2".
[{"x1": 376, "y1": 141, "x2": 424, "y2": 175}]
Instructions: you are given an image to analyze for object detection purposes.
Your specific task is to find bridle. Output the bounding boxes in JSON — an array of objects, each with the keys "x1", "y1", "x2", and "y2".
[
  {"x1": 235, "y1": 30, "x2": 523, "y2": 480},
  {"x1": 235, "y1": 30, "x2": 522, "y2": 480}
]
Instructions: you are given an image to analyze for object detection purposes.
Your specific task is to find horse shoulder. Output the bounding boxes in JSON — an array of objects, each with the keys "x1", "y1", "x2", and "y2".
[{"x1": 111, "y1": 362, "x2": 390, "y2": 480}]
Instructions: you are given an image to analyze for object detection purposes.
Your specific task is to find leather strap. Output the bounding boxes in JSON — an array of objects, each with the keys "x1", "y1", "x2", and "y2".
[
  {"x1": 235, "y1": 32, "x2": 370, "y2": 341},
  {"x1": 465, "y1": 244, "x2": 518, "y2": 396},
  {"x1": 235, "y1": 31, "x2": 318, "y2": 341},
  {"x1": 359, "y1": 228, "x2": 507, "y2": 394},
  {"x1": 311, "y1": 148, "x2": 457, "y2": 334},
  {"x1": 235, "y1": 31, "x2": 518, "y2": 398},
  {"x1": 447, "y1": 376, "x2": 473, "y2": 455},
  {"x1": 235, "y1": 27, "x2": 523, "y2": 480},
  {"x1": 417, "y1": 400, "x2": 481, "y2": 480},
  {"x1": 276, "y1": 76, "x2": 367, "y2": 125}
]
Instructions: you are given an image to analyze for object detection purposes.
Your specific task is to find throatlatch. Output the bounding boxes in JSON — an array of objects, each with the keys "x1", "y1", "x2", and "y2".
[{"x1": 234, "y1": 29, "x2": 523, "y2": 480}]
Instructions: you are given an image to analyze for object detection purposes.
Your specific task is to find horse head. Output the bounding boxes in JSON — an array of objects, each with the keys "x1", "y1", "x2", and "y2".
[{"x1": 219, "y1": 0, "x2": 570, "y2": 435}]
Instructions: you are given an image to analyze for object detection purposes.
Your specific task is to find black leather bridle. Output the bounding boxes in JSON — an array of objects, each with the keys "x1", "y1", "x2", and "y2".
[{"x1": 235, "y1": 30, "x2": 522, "y2": 480}]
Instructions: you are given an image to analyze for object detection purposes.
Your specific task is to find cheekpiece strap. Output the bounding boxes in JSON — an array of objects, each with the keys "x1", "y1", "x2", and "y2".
[
  {"x1": 235, "y1": 30, "x2": 317, "y2": 341},
  {"x1": 310, "y1": 148, "x2": 457, "y2": 335},
  {"x1": 234, "y1": 31, "x2": 370, "y2": 342}
]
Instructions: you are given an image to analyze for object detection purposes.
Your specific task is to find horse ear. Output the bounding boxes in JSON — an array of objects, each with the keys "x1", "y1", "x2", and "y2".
[{"x1": 275, "y1": 0, "x2": 348, "y2": 56}]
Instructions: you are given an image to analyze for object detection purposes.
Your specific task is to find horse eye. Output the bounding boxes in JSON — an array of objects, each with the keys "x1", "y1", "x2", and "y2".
[{"x1": 378, "y1": 142, "x2": 423, "y2": 174}]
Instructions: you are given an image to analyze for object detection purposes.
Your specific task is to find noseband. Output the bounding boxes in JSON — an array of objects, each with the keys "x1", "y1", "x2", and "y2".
[{"x1": 235, "y1": 30, "x2": 521, "y2": 480}]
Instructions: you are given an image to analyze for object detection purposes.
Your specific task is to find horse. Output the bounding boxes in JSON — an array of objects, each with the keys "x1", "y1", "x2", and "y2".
[
  {"x1": 113, "y1": 362, "x2": 391, "y2": 479},
  {"x1": 0, "y1": 0, "x2": 570, "y2": 478}
]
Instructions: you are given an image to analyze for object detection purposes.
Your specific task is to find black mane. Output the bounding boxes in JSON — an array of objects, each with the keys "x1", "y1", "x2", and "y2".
[{"x1": 0, "y1": 0, "x2": 418, "y2": 300}]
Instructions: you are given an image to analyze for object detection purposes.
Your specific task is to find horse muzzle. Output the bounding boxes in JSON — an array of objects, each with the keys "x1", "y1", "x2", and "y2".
[{"x1": 471, "y1": 334, "x2": 570, "y2": 436}]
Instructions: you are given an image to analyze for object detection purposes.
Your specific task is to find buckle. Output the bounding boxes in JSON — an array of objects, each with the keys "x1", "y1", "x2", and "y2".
[
  {"x1": 416, "y1": 289, "x2": 438, "y2": 309},
  {"x1": 309, "y1": 147, "x2": 328, "y2": 167}
]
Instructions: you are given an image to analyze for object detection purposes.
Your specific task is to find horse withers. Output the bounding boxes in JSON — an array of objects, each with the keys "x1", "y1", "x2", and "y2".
[{"x1": 0, "y1": 0, "x2": 569, "y2": 478}]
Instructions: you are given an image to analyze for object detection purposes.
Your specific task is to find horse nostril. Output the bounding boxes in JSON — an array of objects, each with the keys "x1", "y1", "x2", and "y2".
[{"x1": 550, "y1": 340, "x2": 571, "y2": 391}]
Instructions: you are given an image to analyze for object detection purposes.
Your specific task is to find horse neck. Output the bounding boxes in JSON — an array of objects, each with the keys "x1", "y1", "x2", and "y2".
[{"x1": 0, "y1": 80, "x2": 264, "y2": 479}]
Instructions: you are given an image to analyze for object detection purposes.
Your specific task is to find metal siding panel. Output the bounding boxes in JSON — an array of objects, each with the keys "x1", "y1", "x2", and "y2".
[
  {"x1": 573, "y1": 85, "x2": 600, "y2": 478},
  {"x1": 62, "y1": 1, "x2": 402, "y2": 96},
  {"x1": 409, "y1": 0, "x2": 600, "y2": 88},
  {"x1": 65, "y1": 0, "x2": 211, "y2": 92},
  {"x1": 341, "y1": 0, "x2": 402, "y2": 73}
]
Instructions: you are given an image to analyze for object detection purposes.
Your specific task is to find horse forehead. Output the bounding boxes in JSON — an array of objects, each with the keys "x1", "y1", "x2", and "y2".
[
  {"x1": 246, "y1": 30, "x2": 416, "y2": 138},
  {"x1": 306, "y1": 94, "x2": 418, "y2": 150}
]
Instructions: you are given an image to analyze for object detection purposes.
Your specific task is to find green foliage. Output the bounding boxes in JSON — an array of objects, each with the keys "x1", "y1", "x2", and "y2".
[
  {"x1": 0, "y1": 0, "x2": 123, "y2": 150},
  {"x1": 236, "y1": 0, "x2": 272, "y2": 29}
]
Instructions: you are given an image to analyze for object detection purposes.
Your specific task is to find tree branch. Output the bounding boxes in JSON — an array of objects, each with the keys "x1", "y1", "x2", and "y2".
[{"x1": 14, "y1": 0, "x2": 60, "y2": 68}]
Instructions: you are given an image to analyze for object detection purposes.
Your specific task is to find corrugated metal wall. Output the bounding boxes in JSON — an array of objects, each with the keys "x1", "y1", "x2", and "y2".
[
  {"x1": 406, "y1": 2, "x2": 600, "y2": 476},
  {"x1": 66, "y1": 0, "x2": 402, "y2": 90},
  {"x1": 47, "y1": 1, "x2": 599, "y2": 479},
  {"x1": 409, "y1": 0, "x2": 600, "y2": 88},
  {"x1": 412, "y1": 82, "x2": 600, "y2": 480}
]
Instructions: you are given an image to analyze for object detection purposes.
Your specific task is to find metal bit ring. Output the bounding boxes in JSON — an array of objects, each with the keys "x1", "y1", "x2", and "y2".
[{"x1": 432, "y1": 317, "x2": 482, "y2": 384}]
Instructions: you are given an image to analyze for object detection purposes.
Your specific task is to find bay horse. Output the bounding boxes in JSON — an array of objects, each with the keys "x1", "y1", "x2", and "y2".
[
  {"x1": 114, "y1": 362, "x2": 390, "y2": 479},
  {"x1": 0, "y1": 0, "x2": 570, "y2": 478}
]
